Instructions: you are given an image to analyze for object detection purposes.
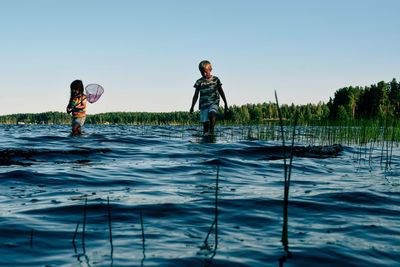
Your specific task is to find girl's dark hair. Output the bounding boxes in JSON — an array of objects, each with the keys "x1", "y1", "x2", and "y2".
[{"x1": 70, "y1": 80, "x2": 84, "y2": 98}]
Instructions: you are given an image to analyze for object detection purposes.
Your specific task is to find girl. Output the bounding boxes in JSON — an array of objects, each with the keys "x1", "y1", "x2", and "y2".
[{"x1": 66, "y1": 80, "x2": 87, "y2": 136}]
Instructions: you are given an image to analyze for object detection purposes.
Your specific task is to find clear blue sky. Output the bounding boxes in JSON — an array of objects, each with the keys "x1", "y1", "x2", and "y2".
[{"x1": 0, "y1": 0, "x2": 399, "y2": 115}]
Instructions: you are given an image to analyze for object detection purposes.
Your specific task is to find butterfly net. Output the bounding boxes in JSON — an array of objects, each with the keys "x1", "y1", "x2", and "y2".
[{"x1": 85, "y1": 84, "x2": 104, "y2": 103}]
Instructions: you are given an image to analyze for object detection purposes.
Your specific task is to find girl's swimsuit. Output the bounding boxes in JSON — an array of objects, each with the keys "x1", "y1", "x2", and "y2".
[{"x1": 69, "y1": 94, "x2": 87, "y2": 118}]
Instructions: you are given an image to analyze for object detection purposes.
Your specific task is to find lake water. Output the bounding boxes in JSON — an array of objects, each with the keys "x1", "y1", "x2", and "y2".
[{"x1": 0, "y1": 124, "x2": 399, "y2": 267}]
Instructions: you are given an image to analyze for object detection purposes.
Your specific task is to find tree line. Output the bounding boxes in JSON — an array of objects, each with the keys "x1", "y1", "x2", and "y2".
[
  {"x1": 0, "y1": 104, "x2": 329, "y2": 125},
  {"x1": 0, "y1": 79, "x2": 397, "y2": 125},
  {"x1": 328, "y1": 78, "x2": 400, "y2": 121}
]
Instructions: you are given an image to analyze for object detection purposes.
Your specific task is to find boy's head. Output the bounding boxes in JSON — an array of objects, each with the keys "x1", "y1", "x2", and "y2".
[
  {"x1": 70, "y1": 80, "x2": 84, "y2": 95},
  {"x1": 199, "y1": 60, "x2": 212, "y2": 79}
]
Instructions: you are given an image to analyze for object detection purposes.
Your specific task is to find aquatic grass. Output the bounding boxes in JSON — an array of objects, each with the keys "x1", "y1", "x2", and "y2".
[
  {"x1": 69, "y1": 196, "x2": 150, "y2": 265},
  {"x1": 274, "y1": 92, "x2": 287, "y2": 247},
  {"x1": 238, "y1": 118, "x2": 400, "y2": 151},
  {"x1": 70, "y1": 198, "x2": 89, "y2": 259},
  {"x1": 72, "y1": 221, "x2": 80, "y2": 253},
  {"x1": 69, "y1": 198, "x2": 91, "y2": 266},
  {"x1": 203, "y1": 165, "x2": 219, "y2": 247},
  {"x1": 275, "y1": 91, "x2": 296, "y2": 264},
  {"x1": 201, "y1": 164, "x2": 219, "y2": 266},
  {"x1": 388, "y1": 120, "x2": 396, "y2": 169},
  {"x1": 107, "y1": 196, "x2": 114, "y2": 264},
  {"x1": 381, "y1": 119, "x2": 396, "y2": 171}
]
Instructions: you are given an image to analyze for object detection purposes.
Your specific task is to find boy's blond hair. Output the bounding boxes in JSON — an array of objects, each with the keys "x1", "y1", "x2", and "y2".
[{"x1": 198, "y1": 60, "x2": 211, "y2": 73}]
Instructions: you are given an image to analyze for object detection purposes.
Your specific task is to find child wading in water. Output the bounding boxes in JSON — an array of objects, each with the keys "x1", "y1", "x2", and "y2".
[
  {"x1": 66, "y1": 80, "x2": 87, "y2": 136},
  {"x1": 190, "y1": 60, "x2": 228, "y2": 135}
]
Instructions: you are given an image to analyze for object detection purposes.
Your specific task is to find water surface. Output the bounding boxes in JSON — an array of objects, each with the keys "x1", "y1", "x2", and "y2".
[{"x1": 0, "y1": 125, "x2": 399, "y2": 266}]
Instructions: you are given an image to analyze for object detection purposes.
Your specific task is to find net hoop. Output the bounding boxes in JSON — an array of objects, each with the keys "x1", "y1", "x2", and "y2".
[{"x1": 85, "y1": 84, "x2": 104, "y2": 103}]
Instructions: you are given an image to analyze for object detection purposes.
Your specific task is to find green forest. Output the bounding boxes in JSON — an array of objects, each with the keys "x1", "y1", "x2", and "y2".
[{"x1": 1, "y1": 79, "x2": 398, "y2": 125}]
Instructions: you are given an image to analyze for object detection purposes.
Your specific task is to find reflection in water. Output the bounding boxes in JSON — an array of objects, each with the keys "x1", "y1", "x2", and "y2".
[
  {"x1": 140, "y1": 211, "x2": 146, "y2": 267},
  {"x1": 82, "y1": 198, "x2": 88, "y2": 254},
  {"x1": 192, "y1": 132, "x2": 217, "y2": 144},
  {"x1": 71, "y1": 198, "x2": 92, "y2": 267},
  {"x1": 72, "y1": 221, "x2": 80, "y2": 253},
  {"x1": 107, "y1": 196, "x2": 114, "y2": 266},
  {"x1": 199, "y1": 164, "x2": 219, "y2": 266},
  {"x1": 72, "y1": 222, "x2": 81, "y2": 266},
  {"x1": 29, "y1": 229, "x2": 34, "y2": 248},
  {"x1": 70, "y1": 197, "x2": 146, "y2": 266}
]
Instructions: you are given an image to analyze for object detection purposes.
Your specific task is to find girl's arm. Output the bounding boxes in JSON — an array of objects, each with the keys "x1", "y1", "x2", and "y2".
[{"x1": 70, "y1": 96, "x2": 86, "y2": 109}]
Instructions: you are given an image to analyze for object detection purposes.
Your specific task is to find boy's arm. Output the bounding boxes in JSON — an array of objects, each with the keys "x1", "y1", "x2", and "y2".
[
  {"x1": 190, "y1": 88, "x2": 200, "y2": 113},
  {"x1": 218, "y1": 86, "x2": 228, "y2": 113}
]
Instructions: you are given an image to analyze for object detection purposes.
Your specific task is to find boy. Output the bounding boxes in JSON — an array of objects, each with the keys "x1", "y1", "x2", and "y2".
[{"x1": 190, "y1": 60, "x2": 228, "y2": 135}]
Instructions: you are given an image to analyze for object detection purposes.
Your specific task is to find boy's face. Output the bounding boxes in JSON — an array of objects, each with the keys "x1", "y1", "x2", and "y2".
[{"x1": 202, "y1": 64, "x2": 212, "y2": 79}]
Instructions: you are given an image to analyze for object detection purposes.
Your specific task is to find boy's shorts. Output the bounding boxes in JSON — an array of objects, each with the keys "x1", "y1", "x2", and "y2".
[
  {"x1": 200, "y1": 104, "x2": 219, "y2": 123},
  {"x1": 72, "y1": 116, "x2": 86, "y2": 127}
]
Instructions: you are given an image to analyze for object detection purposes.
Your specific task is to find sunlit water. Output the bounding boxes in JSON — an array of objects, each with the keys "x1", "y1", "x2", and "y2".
[{"x1": 0, "y1": 125, "x2": 399, "y2": 267}]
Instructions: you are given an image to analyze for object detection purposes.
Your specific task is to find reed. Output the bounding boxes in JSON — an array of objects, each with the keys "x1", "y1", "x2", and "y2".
[
  {"x1": 202, "y1": 164, "x2": 220, "y2": 266},
  {"x1": 274, "y1": 92, "x2": 288, "y2": 181},
  {"x1": 72, "y1": 221, "x2": 80, "y2": 245},
  {"x1": 71, "y1": 198, "x2": 91, "y2": 266},
  {"x1": 388, "y1": 120, "x2": 396, "y2": 168},
  {"x1": 238, "y1": 118, "x2": 400, "y2": 149},
  {"x1": 107, "y1": 196, "x2": 114, "y2": 262},
  {"x1": 275, "y1": 91, "x2": 296, "y2": 263},
  {"x1": 204, "y1": 164, "x2": 219, "y2": 248}
]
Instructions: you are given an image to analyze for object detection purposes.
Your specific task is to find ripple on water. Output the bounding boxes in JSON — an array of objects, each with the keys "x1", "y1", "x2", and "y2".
[{"x1": 0, "y1": 125, "x2": 399, "y2": 266}]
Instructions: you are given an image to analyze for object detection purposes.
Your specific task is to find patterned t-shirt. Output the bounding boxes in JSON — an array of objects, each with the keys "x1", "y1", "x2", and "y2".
[
  {"x1": 193, "y1": 76, "x2": 222, "y2": 110},
  {"x1": 69, "y1": 94, "x2": 87, "y2": 118}
]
